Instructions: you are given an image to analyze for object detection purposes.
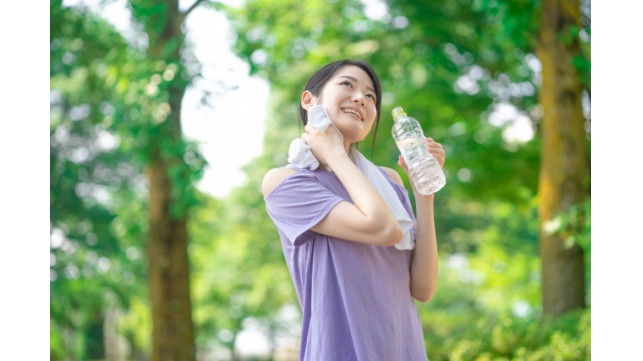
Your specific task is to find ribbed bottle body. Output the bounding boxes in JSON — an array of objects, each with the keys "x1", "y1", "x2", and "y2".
[{"x1": 392, "y1": 108, "x2": 445, "y2": 195}]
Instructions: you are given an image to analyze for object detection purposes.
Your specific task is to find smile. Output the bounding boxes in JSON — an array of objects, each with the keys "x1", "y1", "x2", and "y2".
[{"x1": 342, "y1": 108, "x2": 362, "y2": 121}]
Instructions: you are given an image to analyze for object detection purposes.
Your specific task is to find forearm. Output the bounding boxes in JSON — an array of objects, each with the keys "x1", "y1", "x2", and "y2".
[
  {"x1": 330, "y1": 155, "x2": 400, "y2": 226},
  {"x1": 410, "y1": 194, "x2": 439, "y2": 302}
]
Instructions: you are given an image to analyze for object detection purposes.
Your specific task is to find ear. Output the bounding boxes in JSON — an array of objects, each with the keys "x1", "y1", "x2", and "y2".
[{"x1": 300, "y1": 90, "x2": 316, "y2": 111}]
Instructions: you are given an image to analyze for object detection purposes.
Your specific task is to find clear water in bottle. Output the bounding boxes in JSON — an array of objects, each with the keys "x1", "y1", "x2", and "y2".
[{"x1": 391, "y1": 107, "x2": 446, "y2": 195}]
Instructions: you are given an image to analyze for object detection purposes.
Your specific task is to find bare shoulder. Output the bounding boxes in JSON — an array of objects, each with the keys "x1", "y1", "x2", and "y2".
[
  {"x1": 262, "y1": 167, "x2": 299, "y2": 197},
  {"x1": 379, "y1": 166, "x2": 405, "y2": 187}
]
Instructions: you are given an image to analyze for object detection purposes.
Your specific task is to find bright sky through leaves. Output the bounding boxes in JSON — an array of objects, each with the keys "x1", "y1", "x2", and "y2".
[{"x1": 62, "y1": 0, "x2": 269, "y2": 198}]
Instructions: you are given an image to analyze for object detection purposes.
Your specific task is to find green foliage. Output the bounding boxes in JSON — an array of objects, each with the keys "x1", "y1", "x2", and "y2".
[
  {"x1": 542, "y1": 198, "x2": 592, "y2": 303},
  {"x1": 51, "y1": 3, "x2": 150, "y2": 359},
  {"x1": 226, "y1": 0, "x2": 544, "y2": 209},
  {"x1": 52, "y1": 0, "x2": 591, "y2": 358},
  {"x1": 545, "y1": 199, "x2": 591, "y2": 254},
  {"x1": 129, "y1": 0, "x2": 169, "y2": 42},
  {"x1": 50, "y1": 0, "x2": 208, "y2": 356},
  {"x1": 189, "y1": 165, "x2": 297, "y2": 355},
  {"x1": 435, "y1": 309, "x2": 590, "y2": 361}
]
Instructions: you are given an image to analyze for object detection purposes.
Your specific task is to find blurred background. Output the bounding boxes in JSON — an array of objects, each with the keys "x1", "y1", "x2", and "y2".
[{"x1": 50, "y1": 0, "x2": 591, "y2": 360}]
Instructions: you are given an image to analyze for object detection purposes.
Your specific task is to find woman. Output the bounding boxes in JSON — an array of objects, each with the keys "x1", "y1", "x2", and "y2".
[{"x1": 262, "y1": 59, "x2": 446, "y2": 360}]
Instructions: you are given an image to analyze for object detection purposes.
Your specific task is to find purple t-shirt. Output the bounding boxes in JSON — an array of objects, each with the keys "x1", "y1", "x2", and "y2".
[{"x1": 265, "y1": 168, "x2": 428, "y2": 361}]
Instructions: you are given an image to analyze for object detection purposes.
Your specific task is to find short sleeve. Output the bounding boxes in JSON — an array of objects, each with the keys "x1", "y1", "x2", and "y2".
[{"x1": 265, "y1": 170, "x2": 344, "y2": 245}]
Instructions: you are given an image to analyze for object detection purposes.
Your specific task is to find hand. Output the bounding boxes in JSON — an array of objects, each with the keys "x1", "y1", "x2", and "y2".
[
  {"x1": 428, "y1": 138, "x2": 446, "y2": 168},
  {"x1": 397, "y1": 137, "x2": 446, "y2": 171},
  {"x1": 301, "y1": 124, "x2": 346, "y2": 166}
]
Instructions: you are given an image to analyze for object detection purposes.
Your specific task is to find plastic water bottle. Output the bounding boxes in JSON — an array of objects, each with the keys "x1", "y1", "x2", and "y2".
[{"x1": 391, "y1": 107, "x2": 446, "y2": 195}]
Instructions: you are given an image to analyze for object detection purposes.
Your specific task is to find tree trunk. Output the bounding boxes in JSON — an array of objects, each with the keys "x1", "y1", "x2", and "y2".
[
  {"x1": 86, "y1": 310, "x2": 106, "y2": 359},
  {"x1": 144, "y1": 0, "x2": 195, "y2": 359},
  {"x1": 147, "y1": 160, "x2": 195, "y2": 361},
  {"x1": 537, "y1": 0, "x2": 588, "y2": 316}
]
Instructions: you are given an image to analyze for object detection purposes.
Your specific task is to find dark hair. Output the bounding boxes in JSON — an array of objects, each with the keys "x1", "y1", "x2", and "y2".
[{"x1": 298, "y1": 59, "x2": 382, "y2": 156}]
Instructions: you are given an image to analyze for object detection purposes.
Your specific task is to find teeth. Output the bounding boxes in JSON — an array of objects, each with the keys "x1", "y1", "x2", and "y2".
[{"x1": 342, "y1": 108, "x2": 361, "y2": 119}]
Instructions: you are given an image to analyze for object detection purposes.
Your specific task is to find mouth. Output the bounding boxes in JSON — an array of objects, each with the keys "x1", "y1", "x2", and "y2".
[{"x1": 341, "y1": 108, "x2": 362, "y2": 121}]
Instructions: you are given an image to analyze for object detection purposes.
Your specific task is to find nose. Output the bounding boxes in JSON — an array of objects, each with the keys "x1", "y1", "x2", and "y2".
[{"x1": 352, "y1": 91, "x2": 365, "y2": 106}]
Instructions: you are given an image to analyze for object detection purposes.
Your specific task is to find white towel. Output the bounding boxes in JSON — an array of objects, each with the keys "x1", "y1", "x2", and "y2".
[
  {"x1": 288, "y1": 105, "x2": 341, "y2": 170},
  {"x1": 287, "y1": 105, "x2": 415, "y2": 250}
]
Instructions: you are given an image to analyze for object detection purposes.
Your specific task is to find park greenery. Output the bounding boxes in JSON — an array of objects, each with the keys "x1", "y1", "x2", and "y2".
[{"x1": 51, "y1": 0, "x2": 590, "y2": 360}]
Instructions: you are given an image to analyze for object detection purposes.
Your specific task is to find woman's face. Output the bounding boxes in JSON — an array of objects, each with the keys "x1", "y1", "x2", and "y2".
[{"x1": 307, "y1": 65, "x2": 378, "y2": 145}]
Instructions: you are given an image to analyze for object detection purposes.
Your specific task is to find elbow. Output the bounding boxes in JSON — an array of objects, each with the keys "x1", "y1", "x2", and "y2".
[
  {"x1": 413, "y1": 292, "x2": 434, "y2": 303},
  {"x1": 375, "y1": 222, "x2": 403, "y2": 247},
  {"x1": 412, "y1": 284, "x2": 437, "y2": 303}
]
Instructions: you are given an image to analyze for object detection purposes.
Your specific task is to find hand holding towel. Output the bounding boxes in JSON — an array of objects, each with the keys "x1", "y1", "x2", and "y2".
[{"x1": 287, "y1": 105, "x2": 415, "y2": 250}]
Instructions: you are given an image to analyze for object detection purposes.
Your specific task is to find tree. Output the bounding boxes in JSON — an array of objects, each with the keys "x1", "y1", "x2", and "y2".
[
  {"x1": 52, "y1": 0, "x2": 209, "y2": 358},
  {"x1": 126, "y1": 0, "x2": 208, "y2": 359},
  {"x1": 537, "y1": 0, "x2": 589, "y2": 316}
]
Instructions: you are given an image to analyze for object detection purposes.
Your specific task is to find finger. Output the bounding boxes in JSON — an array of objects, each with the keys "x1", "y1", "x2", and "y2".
[
  {"x1": 302, "y1": 128, "x2": 314, "y2": 140},
  {"x1": 430, "y1": 148, "x2": 446, "y2": 161},
  {"x1": 430, "y1": 145, "x2": 445, "y2": 157},
  {"x1": 427, "y1": 139, "x2": 441, "y2": 147},
  {"x1": 439, "y1": 152, "x2": 447, "y2": 165},
  {"x1": 398, "y1": 154, "x2": 408, "y2": 171},
  {"x1": 427, "y1": 139, "x2": 443, "y2": 150},
  {"x1": 433, "y1": 146, "x2": 445, "y2": 156}
]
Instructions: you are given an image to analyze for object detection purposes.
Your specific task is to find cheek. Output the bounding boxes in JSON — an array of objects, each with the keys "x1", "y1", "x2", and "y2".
[
  {"x1": 318, "y1": 97, "x2": 337, "y2": 114},
  {"x1": 367, "y1": 106, "x2": 378, "y2": 124},
  {"x1": 326, "y1": 108, "x2": 342, "y2": 122}
]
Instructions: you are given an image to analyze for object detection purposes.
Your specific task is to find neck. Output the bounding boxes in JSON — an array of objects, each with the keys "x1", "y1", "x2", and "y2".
[{"x1": 344, "y1": 140, "x2": 357, "y2": 154}]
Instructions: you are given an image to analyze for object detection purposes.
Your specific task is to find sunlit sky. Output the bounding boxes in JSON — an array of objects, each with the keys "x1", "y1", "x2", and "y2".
[{"x1": 180, "y1": 4, "x2": 269, "y2": 198}]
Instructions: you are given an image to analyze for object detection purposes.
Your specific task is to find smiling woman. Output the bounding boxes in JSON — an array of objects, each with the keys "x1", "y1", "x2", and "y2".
[
  {"x1": 300, "y1": 66, "x2": 379, "y2": 146},
  {"x1": 261, "y1": 59, "x2": 447, "y2": 360}
]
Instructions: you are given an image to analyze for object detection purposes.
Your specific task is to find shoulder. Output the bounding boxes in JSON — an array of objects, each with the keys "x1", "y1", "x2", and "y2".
[
  {"x1": 261, "y1": 167, "x2": 299, "y2": 197},
  {"x1": 379, "y1": 166, "x2": 405, "y2": 187}
]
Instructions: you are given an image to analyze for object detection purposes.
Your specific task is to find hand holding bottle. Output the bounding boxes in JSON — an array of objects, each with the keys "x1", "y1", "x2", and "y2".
[
  {"x1": 427, "y1": 137, "x2": 447, "y2": 168},
  {"x1": 398, "y1": 137, "x2": 446, "y2": 170},
  {"x1": 391, "y1": 107, "x2": 446, "y2": 195}
]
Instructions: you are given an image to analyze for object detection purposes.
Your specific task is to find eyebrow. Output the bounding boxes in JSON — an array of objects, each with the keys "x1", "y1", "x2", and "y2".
[{"x1": 336, "y1": 75, "x2": 376, "y2": 95}]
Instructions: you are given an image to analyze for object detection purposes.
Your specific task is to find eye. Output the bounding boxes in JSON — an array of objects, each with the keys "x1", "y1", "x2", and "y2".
[{"x1": 340, "y1": 80, "x2": 353, "y2": 87}]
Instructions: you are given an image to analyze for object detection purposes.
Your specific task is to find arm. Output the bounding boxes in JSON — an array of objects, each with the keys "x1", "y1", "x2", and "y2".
[
  {"x1": 395, "y1": 137, "x2": 446, "y2": 302},
  {"x1": 409, "y1": 194, "x2": 439, "y2": 302},
  {"x1": 312, "y1": 155, "x2": 403, "y2": 246},
  {"x1": 262, "y1": 125, "x2": 403, "y2": 247}
]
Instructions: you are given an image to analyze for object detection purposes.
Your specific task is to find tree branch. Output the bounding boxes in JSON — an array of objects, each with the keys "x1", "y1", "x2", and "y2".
[{"x1": 182, "y1": 0, "x2": 208, "y2": 20}]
